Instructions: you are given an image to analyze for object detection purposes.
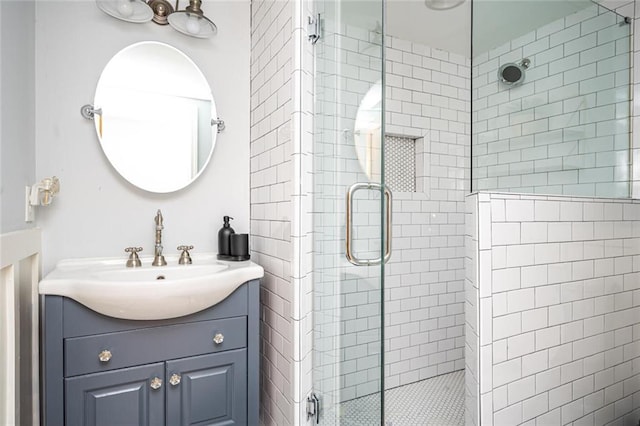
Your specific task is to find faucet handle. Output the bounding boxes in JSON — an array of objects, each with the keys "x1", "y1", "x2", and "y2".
[
  {"x1": 125, "y1": 247, "x2": 143, "y2": 268},
  {"x1": 177, "y1": 245, "x2": 194, "y2": 265}
]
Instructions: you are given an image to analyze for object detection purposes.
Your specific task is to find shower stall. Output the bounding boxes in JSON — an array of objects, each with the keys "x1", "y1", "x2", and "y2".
[
  {"x1": 248, "y1": 0, "x2": 640, "y2": 424},
  {"x1": 303, "y1": 0, "x2": 639, "y2": 425}
]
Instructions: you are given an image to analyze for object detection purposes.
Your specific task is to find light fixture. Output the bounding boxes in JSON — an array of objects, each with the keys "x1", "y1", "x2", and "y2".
[
  {"x1": 424, "y1": 0, "x2": 465, "y2": 11},
  {"x1": 96, "y1": 0, "x2": 153, "y2": 23},
  {"x1": 147, "y1": 0, "x2": 174, "y2": 24},
  {"x1": 96, "y1": 0, "x2": 217, "y2": 38},
  {"x1": 168, "y1": 0, "x2": 217, "y2": 38}
]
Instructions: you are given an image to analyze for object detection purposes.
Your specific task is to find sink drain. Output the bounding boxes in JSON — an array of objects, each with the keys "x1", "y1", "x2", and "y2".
[{"x1": 156, "y1": 275, "x2": 166, "y2": 280}]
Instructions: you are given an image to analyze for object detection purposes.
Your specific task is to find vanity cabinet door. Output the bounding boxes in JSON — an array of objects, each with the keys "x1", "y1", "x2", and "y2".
[
  {"x1": 166, "y1": 349, "x2": 247, "y2": 426},
  {"x1": 65, "y1": 362, "x2": 165, "y2": 426}
]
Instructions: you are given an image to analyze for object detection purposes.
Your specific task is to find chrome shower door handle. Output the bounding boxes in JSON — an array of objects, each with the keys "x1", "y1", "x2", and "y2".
[{"x1": 346, "y1": 182, "x2": 392, "y2": 266}]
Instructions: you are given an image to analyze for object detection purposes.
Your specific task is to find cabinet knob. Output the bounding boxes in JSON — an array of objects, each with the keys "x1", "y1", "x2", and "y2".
[
  {"x1": 150, "y1": 377, "x2": 162, "y2": 390},
  {"x1": 98, "y1": 350, "x2": 112, "y2": 362},
  {"x1": 169, "y1": 373, "x2": 181, "y2": 386},
  {"x1": 213, "y1": 333, "x2": 224, "y2": 345}
]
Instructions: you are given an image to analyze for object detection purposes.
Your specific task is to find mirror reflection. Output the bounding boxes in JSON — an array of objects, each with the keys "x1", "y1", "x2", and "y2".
[
  {"x1": 354, "y1": 80, "x2": 382, "y2": 180},
  {"x1": 94, "y1": 41, "x2": 217, "y2": 193}
]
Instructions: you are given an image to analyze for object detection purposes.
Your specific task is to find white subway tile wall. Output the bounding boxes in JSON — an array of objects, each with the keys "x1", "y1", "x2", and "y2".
[
  {"x1": 250, "y1": 0, "x2": 315, "y2": 423},
  {"x1": 473, "y1": 3, "x2": 632, "y2": 198},
  {"x1": 466, "y1": 192, "x2": 640, "y2": 426},
  {"x1": 384, "y1": 35, "x2": 471, "y2": 390}
]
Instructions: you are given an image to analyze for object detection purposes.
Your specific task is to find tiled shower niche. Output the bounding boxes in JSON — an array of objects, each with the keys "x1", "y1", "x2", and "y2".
[{"x1": 384, "y1": 135, "x2": 416, "y2": 193}]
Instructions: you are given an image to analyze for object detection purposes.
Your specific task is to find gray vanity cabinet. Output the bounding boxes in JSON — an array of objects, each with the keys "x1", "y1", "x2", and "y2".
[
  {"x1": 65, "y1": 363, "x2": 165, "y2": 426},
  {"x1": 42, "y1": 280, "x2": 259, "y2": 426},
  {"x1": 166, "y1": 349, "x2": 247, "y2": 425}
]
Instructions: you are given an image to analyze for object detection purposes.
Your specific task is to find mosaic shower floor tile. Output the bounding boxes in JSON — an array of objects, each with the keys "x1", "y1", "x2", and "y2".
[{"x1": 322, "y1": 370, "x2": 464, "y2": 425}]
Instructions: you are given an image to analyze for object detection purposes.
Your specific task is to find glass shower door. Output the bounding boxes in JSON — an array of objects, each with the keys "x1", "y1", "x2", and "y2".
[{"x1": 312, "y1": 0, "x2": 386, "y2": 424}]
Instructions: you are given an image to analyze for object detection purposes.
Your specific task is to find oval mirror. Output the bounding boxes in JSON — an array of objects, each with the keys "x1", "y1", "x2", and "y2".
[{"x1": 93, "y1": 41, "x2": 218, "y2": 193}]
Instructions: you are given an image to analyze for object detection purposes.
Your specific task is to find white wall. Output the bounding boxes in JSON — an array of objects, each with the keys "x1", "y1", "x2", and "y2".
[
  {"x1": 34, "y1": 1, "x2": 250, "y2": 273},
  {"x1": 0, "y1": 1, "x2": 36, "y2": 233}
]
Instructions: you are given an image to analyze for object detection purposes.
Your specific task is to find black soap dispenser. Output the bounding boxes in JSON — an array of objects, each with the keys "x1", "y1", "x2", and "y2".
[{"x1": 217, "y1": 216, "x2": 235, "y2": 259}]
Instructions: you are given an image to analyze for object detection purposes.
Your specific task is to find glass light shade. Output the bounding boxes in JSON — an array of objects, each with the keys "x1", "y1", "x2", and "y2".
[
  {"x1": 424, "y1": 0, "x2": 465, "y2": 10},
  {"x1": 168, "y1": 11, "x2": 217, "y2": 38},
  {"x1": 96, "y1": 0, "x2": 153, "y2": 23}
]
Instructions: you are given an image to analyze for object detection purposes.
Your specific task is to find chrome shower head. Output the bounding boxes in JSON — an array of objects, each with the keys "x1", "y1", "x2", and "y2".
[{"x1": 498, "y1": 58, "x2": 530, "y2": 87}]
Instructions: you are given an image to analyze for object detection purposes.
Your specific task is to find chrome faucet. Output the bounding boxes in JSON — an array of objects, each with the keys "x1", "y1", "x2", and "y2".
[{"x1": 152, "y1": 209, "x2": 167, "y2": 266}]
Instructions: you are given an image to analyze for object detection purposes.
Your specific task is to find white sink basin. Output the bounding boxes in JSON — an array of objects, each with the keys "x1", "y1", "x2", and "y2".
[
  {"x1": 92, "y1": 264, "x2": 229, "y2": 282},
  {"x1": 39, "y1": 254, "x2": 263, "y2": 320}
]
